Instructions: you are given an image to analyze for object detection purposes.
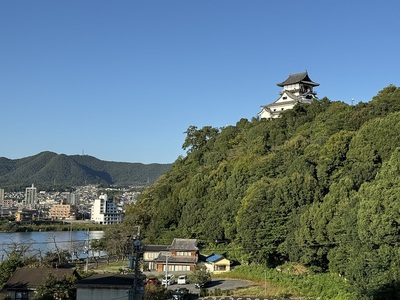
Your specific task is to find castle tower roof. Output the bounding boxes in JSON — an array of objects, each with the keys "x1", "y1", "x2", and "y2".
[{"x1": 277, "y1": 71, "x2": 319, "y2": 87}]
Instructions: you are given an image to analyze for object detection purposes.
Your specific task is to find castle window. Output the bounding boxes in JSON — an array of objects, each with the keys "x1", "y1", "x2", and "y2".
[{"x1": 283, "y1": 96, "x2": 287, "y2": 100}]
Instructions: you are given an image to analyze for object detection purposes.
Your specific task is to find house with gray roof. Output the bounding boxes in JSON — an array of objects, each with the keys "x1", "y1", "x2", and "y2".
[
  {"x1": 259, "y1": 71, "x2": 319, "y2": 119},
  {"x1": 1, "y1": 267, "x2": 80, "y2": 300},
  {"x1": 142, "y1": 244, "x2": 169, "y2": 271},
  {"x1": 75, "y1": 274, "x2": 140, "y2": 300},
  {"x1": 145, "y1": 238, "x2": 199, "y2": 272}
]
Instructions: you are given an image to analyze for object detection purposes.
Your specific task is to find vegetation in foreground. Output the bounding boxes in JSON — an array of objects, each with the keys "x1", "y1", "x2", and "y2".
[
  {"x1": 217, "y1": 264, "x2": 354, "y2": 299},
  {"x1": 0, "y1": 242, "x2": 351, "y2": 300}
]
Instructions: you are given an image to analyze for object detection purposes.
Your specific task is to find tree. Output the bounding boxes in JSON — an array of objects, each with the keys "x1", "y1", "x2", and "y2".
[
  {"x1": 190, "y1": 264, "x2": 211, "y2": 287},
  {"x1": 90, "y1": 239, "x2": 105, "y2": 267},
  {"x1": 101, "y1": 225, "x2": 132, "y2": 261},
  {"x1": 33, "y1": 273, "x2": 76, "y2": 300},
  {"x1": 182, "y1": 125, "x2": 219, "y2": 154},
  {"x1": 0, "y1": 244, "x2": 34, "y2": 289},
  {"x1": 42, "y1": 250, "x2": 70, "y2": 268},
  {"x1": 328, "y1": 149, "x2": 400, "y2": 298},
  {"x1": 316, "y1": 130, "x2": 354, "y2": 188},
  {"x1": 143, "y1": 284, "x2": 171, "y2": 300}
]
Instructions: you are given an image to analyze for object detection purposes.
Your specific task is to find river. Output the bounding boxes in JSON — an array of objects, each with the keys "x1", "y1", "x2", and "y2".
[{"x1": 0, "y1": 230, "x2": 104, "y2": 261}]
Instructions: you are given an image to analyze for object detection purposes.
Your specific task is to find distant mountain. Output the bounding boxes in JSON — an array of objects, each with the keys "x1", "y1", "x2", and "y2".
[{"x1": 0, "y1": 152, "x2": 172, "y2": 189}]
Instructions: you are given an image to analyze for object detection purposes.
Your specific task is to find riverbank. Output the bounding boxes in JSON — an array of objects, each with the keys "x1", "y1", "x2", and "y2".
[{"x1": 0, "y1": 219, "x2": 105, "y2": 233}]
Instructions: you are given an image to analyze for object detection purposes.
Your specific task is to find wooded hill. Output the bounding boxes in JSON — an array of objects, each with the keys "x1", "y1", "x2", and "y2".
[
  {"x1": 126, "y1": 85, "x2": 400, "y2": 299},
  {"x1": 0, "y1": 152, "x2": 172, "y2": 189}
]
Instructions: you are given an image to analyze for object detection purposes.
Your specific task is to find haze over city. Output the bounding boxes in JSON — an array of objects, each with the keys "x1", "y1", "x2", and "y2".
[{"x1": 1, "y1": 1, "x2": 399, "y2": 164}]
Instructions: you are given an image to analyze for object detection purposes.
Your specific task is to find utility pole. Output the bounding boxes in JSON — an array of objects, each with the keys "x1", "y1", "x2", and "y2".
[
  {"x1": 160, "y1": 251, "x2": 172, "y2": 287},
  {"x1": 165, "y1": 253, "x2": 171, "y2": 286},
  {"x1": 84, "y1": 229, "x2": 90, "y2": 272},
  {"x1": 129, "y1": 227, "x2": 143, "y2": 300}
]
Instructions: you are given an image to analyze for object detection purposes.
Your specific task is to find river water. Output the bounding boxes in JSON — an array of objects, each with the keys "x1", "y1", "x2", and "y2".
[{"x1": 0, "y1": 230, "x2": 104, "y2": 261}]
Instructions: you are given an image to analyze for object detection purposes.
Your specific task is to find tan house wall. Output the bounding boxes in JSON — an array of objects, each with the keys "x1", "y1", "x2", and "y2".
[
  {"x1": 205, "y1": 258, "x2": 231, "y2": 274},
  {"x1": 49, "y1": 204, "x2": 73, "y2": 220}
]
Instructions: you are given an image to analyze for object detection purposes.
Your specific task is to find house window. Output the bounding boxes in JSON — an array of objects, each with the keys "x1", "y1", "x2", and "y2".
[
  {"x1": 15, "y1": 291, "x2": 29, "y2": 300},
  {"x1": 216, "y1": 265, "x2": 226, "y2": 271},
  {"x1": 147, "y1": 252, "x2": 159, "y2": 259},
  {"x1": 174, "y1": 265, "x2": 191, "y2": 271},
  {"x1": 176, "y1": 251, "x2": 191, "y2": 256},
  {"x1": 164, "y1": 264, "x2": 190, "y2": 272}
]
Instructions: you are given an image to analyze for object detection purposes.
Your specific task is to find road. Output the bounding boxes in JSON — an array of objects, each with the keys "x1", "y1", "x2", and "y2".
[{"x1": 166, "y1": 278, "x2": 253, "y2": 294}]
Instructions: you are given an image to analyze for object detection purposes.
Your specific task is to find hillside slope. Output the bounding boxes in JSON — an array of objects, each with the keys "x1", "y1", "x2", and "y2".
[
  {"x1": 0, "y1": 152, "x2": 172, "y2": 188},
  {"x1": 127, "y1": 85, "x2": 400, "y2": 298}
]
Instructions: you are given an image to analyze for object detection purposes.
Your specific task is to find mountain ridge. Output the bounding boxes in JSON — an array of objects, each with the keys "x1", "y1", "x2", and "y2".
[{"x1": 0, "y1": 151, "x2": 172, "y2": 189}]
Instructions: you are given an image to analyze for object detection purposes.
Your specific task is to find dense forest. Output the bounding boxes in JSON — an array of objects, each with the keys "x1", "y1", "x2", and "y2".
[
  {"x1": 0, "y1": 152, "x2": 172, "y2": 189},
  {"x1": 123, "y1": 85, "x2": 400, "y2": 299}
]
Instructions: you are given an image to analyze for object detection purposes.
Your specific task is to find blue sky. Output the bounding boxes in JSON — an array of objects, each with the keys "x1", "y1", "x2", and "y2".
[{"x1": 1, "y1": 1, "x2": 399, "y2": 164}]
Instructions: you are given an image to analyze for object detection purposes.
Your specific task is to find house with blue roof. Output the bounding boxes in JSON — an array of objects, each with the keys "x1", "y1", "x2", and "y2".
[{"x1": 204, "y1": 253, "x2": 231, "y2": 274}]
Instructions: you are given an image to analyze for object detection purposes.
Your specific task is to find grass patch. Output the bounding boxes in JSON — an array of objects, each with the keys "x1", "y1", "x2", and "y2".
[
  {"x1": 233, "y1": 284, "x2": 290, "y2": 298},
  {"x1": 92, "y1": 260, "x2": 131, "y2": 273},
  {"x1": 216, "y1": 264, "x2": 355, "y2": 300}
]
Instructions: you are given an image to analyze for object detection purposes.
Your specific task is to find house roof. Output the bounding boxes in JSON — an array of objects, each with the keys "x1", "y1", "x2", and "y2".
[
  {"x1": 277, "y1": 72, "x2": 319, "y2": 87},
  {"x1": 143, "y1": 244, "x2": 169, "y2": 252},
  {"x1": 5, "y1": 267, "x2": 79, "y2": 290},
  {"x1": 206, "y1": 254, "x2": 224, "y2": 263},
  {"x1": 154, "y1": 254, "x2": 198, "y2": 265},
  {"x1": 168, "y1": 238, "x2": 198, "y2": 251},
  {"x1": 75, "y1": 274, "x2": 134, "y2": 289}
]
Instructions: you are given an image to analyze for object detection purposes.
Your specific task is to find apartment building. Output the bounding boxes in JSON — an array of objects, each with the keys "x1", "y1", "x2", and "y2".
[
  {"x1": 90, "y1": 194, "x2": 123, "y2": 224},
  {"x1": 0, "y1": 188, "x2": 4, "y2": 206},
  {"x1": 49, "y1": 204, "x2": 77, "y2": 220},
  {"x1": 24, "y1": 184, "x2": 37, "y2": 207}
]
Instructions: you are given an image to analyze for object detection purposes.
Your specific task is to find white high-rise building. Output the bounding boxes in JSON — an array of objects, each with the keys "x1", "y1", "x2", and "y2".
[
  {"x1": 0, "y1": 188, "x2": 4, "y2": 206},
  {"x1": 90, "y1": 194, "x2": 123, "y2": 224},
  {"x1": 24, "y1": 184, "x2": 37, "y2": 207}
]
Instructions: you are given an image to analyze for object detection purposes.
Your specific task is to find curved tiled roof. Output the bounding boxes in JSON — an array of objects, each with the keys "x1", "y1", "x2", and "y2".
[
  {"x1": 277, "y1": 71, "x2": 319, "y2": 87},
  {"x1": 168, "y1": 238, "x2": 198, "y2": 251}
]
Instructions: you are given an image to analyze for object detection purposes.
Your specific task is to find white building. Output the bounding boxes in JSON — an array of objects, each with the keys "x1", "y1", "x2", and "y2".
[
  {"x1": 259, "y1": 71, "x2": 319, "y2": 119},
  {"x1": 24, "y1": 184, "x2": 37, "y2": 207},
  {"x1": 0, "y1": 188, "x2": 4, "y2": 206},
  {"x1": 90, "y1": 194, "x2": 123, "y2": 224}
]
